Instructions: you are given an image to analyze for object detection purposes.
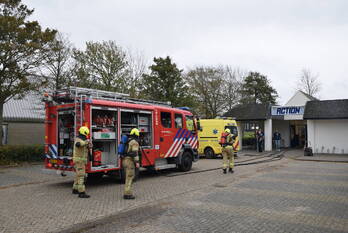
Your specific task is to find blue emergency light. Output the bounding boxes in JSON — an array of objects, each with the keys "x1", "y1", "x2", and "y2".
[{"x1": 177, "y1": 107, "x2": 190, "y2": 111}]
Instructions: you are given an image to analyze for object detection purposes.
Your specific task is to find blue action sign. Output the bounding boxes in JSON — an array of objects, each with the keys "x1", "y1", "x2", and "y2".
[{"x1": 271, "y1": 106, "x2": 305, "y2": 116}]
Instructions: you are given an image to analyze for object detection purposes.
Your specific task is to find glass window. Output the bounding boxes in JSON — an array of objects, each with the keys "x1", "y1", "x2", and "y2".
[
  {"x1": 186, "y1": 115, "x2": 194, "y2": 131},
  {"x1": 174, "y1": 114, "x2": 183, "y2": 128},
  {"x1": 161, "y1": 112, "x2": 172, "y2": 128},
  {"x1": 225, "y1": 126, "x2": 238, "y2": 136},
  {"x1": 2, "y1": 124, "x2": 8, "y2": 145}
]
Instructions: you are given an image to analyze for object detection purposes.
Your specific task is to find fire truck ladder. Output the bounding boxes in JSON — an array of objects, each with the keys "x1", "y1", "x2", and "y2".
[
  {"x1": 74, "y1": 91, "x2": 85, "y2": 138},
  {"x1": 68, "y1": 87, "x2": 171, "y2": 107}
]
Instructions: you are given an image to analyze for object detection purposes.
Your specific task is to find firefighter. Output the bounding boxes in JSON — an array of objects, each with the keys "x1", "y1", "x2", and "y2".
[
  {"x1": 221, "y1": 128, "x2": 235, "y2": 174},
  {"x1": 72, "y1": 126, "x2": 92, "y2": 198},
  {"x1": 123, "y1": 128, "x2": 141, "y2": 200}
]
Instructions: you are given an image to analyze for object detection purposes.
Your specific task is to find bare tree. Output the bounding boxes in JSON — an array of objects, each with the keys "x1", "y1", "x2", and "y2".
[
  {"x1": 297, "y1": 68, "x2": 321, "y2": 97},
  {"x1": 40, "y1": 32, "x2": 74, "y2": 91},
  {"x1": 222, "y1": 66, "x2": 246, "y2": 112},
  {"x1": 186, "y1": 66, "x2": 226, "y2": 118},
  {"x1": 72, "y1": 41, "x2": 129, "y2": 92},
  {"x1": 125, "y1": 48, "x2": 148, "y2": 97}
]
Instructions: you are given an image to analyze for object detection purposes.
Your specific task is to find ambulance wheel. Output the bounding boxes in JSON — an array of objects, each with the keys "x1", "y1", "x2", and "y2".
[
  {"x1": 179, "y1": 152, "x2": 193, "y2": 172},
  {"x1": 204, "y1": 147, "x2": 215, "y2": 159}
]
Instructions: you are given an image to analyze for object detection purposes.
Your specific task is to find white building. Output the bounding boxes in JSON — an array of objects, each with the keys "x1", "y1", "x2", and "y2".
[
  {"x1": 305, "y1": 99, "x2": 348, "y2": 154},
  {"x1": 226, "y1": 91, "x2": 348, "y2": 154}
]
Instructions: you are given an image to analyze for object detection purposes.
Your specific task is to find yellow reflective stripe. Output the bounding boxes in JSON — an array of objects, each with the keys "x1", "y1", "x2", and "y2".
[{"x1": 73, "y1": 157, "x2": 87, "y2": 162}]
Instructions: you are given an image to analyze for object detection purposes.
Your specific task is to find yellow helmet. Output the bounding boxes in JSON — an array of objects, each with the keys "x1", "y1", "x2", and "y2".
[
  {"x1": 130, "y1": 128, "x2": 140, "y2": 136},
  {"x1": 79, "y1": 126, "x2": 90, "y2": 136},
  {"x1": 224, "y1": 128, "x2": 231, "y2": 134}
]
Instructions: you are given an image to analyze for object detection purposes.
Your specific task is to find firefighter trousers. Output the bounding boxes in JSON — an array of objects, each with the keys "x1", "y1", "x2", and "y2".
[
  {"x1": 222, "y1": 146, "x2": 234, "y2": 169},
  {"x1": 73, "y1": 161, "x2": 86, "y2": 193},
  {"x1": 122, "y1": 157, "x2": 135, "y2": 196}
]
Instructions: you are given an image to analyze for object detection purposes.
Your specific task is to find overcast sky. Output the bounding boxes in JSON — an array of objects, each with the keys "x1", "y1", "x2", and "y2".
[{"x1": 24, "y1": 0, "x2": 348, "y2": 104}]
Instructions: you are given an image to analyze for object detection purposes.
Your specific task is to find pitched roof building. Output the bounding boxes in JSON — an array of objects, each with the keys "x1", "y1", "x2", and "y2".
[
  {"x1": 4, "y1": 95, "x2": 44, "y2": 122},
  {"x1": 225, "y1": 91, "x2": 348, "y2": 154},
  {"x1": 2, "y1": 95, "x2": 44, "y2": 145}
]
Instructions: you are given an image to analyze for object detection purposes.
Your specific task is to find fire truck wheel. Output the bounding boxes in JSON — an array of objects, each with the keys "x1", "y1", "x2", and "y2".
[
  {"x1": 179, "y1": 152, "x2": 193, "y2": 172},
  {"x1": 204, "y1": 147, "x2": 215, "y2": 159}
]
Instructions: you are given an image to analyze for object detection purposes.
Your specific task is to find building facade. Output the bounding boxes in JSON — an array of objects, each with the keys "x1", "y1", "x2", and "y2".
[
  {"x1": 305, "y1": 99, "x2": 348, "y2": 154},
  {"x1": 226, "y1": 91, "x2": 348, "y2": 154},
  {"x1": 2, "y1": 95, "x2": 45, "y2": 145}
]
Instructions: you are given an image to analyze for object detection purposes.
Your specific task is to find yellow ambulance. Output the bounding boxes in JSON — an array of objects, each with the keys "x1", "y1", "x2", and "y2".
[{"x1": 198, "y1": 118, "x2": 240, "y2": 158}]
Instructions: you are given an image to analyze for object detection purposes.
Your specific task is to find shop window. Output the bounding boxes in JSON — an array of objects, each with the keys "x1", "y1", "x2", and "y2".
[
  {"x1": 225, "y1": 126, "x2": 238, "y2": 136},
  {"x1": 175, "y1": 114, "x2": 183, "y2": 128},
  {"x1": 161, "y1": 112, "x2": 172, "y2": 128}
]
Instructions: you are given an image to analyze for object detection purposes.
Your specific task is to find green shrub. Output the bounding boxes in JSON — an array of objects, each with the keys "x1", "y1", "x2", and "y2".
[
  {"x1": 243, "y1": 131, "x2": 255, "y2": 139},
  {"x1": 242, "y1": 137, "x2": 256, "y2": 146},
  {"x1": 0, "y1": 145, "x2": 44, "y2": 165}
]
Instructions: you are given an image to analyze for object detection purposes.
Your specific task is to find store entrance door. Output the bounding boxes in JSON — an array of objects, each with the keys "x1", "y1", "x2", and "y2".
[{"x1": 289, "y1": 120, "x2": 307, "y2": 148}]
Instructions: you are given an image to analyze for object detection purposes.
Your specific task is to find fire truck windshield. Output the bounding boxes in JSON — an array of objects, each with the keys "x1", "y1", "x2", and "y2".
[{"x1": 185, "y1": 115, "x2": 194, "y2": 131}]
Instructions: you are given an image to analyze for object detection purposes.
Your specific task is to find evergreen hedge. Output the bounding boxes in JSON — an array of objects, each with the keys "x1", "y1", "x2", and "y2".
[{"x1": 0, "y1": 145, "x2": 44, "y2": 165}]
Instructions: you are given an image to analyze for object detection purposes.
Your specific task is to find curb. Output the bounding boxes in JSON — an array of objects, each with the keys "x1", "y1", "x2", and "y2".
[
  {"x1": 289, "y1": 157, "x2": 348, "y2": 163},
  {"x1": 0, "y1": 162, "x2": 42, "y2": 169}
]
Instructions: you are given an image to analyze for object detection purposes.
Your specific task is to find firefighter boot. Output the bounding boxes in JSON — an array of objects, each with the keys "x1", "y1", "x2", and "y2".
[
  {"x1": 72, "y1": 189, "x2": 79, "y2": 194},
  {"x1": 229, "y1": 168, "x2": 234, "y2": 173},
  {"x1": 123, "y1": 194, "x2": 135, "y2": 200},
  {"x1": 223, "y1": 169, "x2": 227, "y2": 174},
  {"x1": 78, "y1": 192, "x2": 90, "y2": 198}
]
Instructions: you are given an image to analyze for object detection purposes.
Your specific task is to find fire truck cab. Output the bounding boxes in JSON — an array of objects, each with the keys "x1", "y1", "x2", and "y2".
[{"x1": 43, "y1": 87, "x2": 199, "y2": 178}]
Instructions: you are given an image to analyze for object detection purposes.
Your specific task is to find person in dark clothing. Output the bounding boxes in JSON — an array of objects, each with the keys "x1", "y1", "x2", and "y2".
[
  {"x1": 273, "y1": 130, "x2": 281, "y2": 151},
  {"x1": 256, "y1": 129, "x2": 264, "y2": 152}
]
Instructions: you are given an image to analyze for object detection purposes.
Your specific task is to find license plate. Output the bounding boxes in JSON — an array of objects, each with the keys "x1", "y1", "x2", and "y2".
[{"x1": 50, "y1": 159, "x2": 57, "y2": 164}]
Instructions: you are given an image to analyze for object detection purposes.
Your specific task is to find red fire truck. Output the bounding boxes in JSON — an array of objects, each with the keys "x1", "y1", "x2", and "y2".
[{"x1": 43, "y1": 87, "x2": 199, "y2": 179}]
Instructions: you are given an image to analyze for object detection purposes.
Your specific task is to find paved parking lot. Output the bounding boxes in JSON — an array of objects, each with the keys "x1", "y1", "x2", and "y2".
[{"x1": 1, "y1": 151, "x2": 348, "y2": 233}]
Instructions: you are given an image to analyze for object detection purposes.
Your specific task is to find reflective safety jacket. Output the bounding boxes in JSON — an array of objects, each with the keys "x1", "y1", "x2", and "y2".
[
  {"x1": 127, "y1": 139, "x2": 140, "y2": 162},
  {"x1": 224, "y1": 134, "x2": 234, "y2": 149},
  {"x1": 73, "y1": 136, "x2": 89, "y2": 163}
]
